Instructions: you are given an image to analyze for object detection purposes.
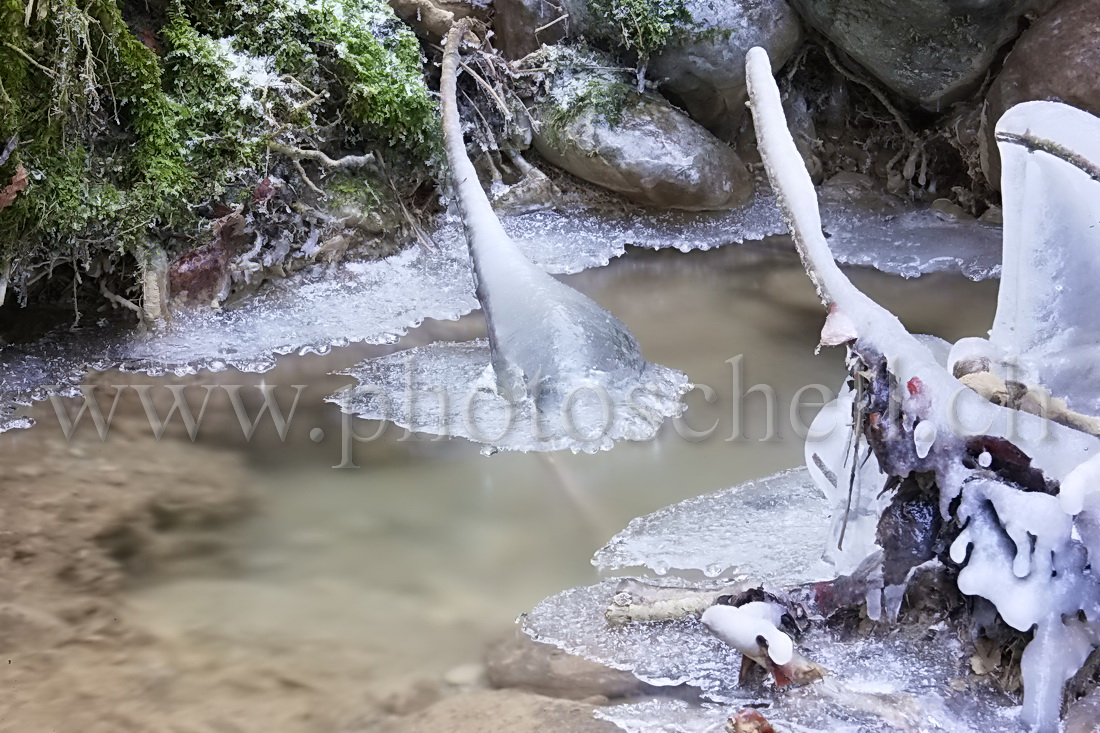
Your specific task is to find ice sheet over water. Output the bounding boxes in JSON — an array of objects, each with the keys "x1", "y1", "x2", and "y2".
[
  {"x1": 0, "y1": 234, "x2": 480, "y2": 432},
  {"x1": 1, "y1": 187, "x2": 1000, "y2": 434},
  {"x1": 328, "y1": 339, "x2": 691, "y2": 453},
  {"x1": 592, "y1": 468, "x2": 835, "y2": 583},
  {"x1": 525, "y1": 578, "x2": 1017, "y2": 733},
  {"x1": 497, "y1": 193, "x2": 1001, "y2": 279}
]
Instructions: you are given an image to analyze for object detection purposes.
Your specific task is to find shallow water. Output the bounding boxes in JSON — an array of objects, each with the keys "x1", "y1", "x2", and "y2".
[{"x1": 8, "y1": 244, "x2": 999, "y2": 693}]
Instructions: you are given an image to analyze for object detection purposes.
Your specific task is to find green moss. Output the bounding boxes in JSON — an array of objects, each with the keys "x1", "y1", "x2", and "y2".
[
  {"x1": 543, "y1": 78, "x2": 637, "y2": 146},
  {"x1": 0, "y1": 0, "x2": 438, "y2": 309},
  {"x1": 181, "y1": 0, "x2": 439, "y2": 158},
  {"x1": 584, "y1": 0, "x2": 691, "y2": 63}
]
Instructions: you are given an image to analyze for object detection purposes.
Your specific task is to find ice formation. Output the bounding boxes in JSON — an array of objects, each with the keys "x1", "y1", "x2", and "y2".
[
  {"x1": 438, "y1": 22, "x2": 682, "y2": 406},
  {"x1": 745, "y1": 47, "x2": 1100, "y2": 731},
  {"x1": 521, "y1": 49, "x2": 1100, "y2": 733}
]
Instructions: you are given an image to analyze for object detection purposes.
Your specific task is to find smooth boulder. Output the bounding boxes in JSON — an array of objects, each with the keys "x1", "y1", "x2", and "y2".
[
  {"x1": 650, "y1": 0, "x2": 803, "y2": 139},
  {"x1": 789, "y1": 0, "x2": 1042, "y2": 110},
  {"x1": 528, "y1": 58, "x2": 753, "y2": 210},
  {"x1": 980, "y1": 0, "x2": 1100, "y2": 188}
]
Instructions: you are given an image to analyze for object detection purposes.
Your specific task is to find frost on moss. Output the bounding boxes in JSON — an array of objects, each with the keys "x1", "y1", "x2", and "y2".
[
  {"x1": 581, "y1": 0, "x2": 691, "y2": 88},
  {"x1": 0, "y1": 0, "x2": 437, "y2": 312},
  {"x1": 522, "y1": 45, "x2": 639, "y2": 146}
]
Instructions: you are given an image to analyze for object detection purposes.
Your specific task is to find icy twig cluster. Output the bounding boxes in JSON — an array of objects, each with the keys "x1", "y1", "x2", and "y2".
[{"x1": 747, "y1": 45, "x2": 1100, "y2": 731}]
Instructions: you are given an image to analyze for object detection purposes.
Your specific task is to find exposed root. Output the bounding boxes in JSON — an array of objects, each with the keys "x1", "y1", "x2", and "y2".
[
  {"x1": 268, "y1": 142, "x2": 376, "y2": 170},
  {"x1": 98, "y1": 279, "x2": 143, "y2": 316}
]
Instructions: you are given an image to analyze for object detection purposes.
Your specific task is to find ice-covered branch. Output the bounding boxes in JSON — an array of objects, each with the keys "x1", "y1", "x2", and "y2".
[{"x1": 440, "y1": 21, "x2": 661, "y2": 404}]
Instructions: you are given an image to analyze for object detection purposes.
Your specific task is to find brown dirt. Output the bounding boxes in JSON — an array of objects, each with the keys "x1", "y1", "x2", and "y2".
[{"x1": 0, "y1": 417, "x2": 380, "y2": 733}]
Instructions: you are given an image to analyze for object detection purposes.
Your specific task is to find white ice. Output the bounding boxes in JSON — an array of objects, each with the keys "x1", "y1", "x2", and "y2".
[{"x1": 987, "y1": 101, "x2": 1100, "y2": 418}]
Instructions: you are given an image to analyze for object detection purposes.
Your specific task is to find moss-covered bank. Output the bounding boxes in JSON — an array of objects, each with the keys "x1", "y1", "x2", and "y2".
[{"x1": 0, "y1": 0, "x2": 438, "y2": 315}]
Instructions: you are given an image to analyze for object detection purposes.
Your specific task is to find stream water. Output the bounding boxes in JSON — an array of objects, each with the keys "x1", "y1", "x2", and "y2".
[{"x1": 3, "y1": 242, "x2": 999, "y2": 719}]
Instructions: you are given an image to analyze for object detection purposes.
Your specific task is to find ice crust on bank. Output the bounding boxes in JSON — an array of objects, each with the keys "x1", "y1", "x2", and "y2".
[
  {"x1": 328, "y1": 339, "x2": 690, "y2": 453},
  {"x1": 523, "y1": 579, "x2": 1013, "y2": 732},
  {"x1": 493, "y1": 192, "x2": 1001, "y2": 279},
  {"x1": 592, "y1": 468, "x2": 834, "y2": 582},
  {"x1": 0, "y1": 142, "x2": 1004, "y2": 435}
]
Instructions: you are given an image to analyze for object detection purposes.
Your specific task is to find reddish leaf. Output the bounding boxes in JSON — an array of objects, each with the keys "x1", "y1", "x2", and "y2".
[
  {"x1": 252, "y1": 177, "x2": 275, "y2": 204},
  {"x1": 0, "y1": 165, "x2": 29, "y2": 211}
]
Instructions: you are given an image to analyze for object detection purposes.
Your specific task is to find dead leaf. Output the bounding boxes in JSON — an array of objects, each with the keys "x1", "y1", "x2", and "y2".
[{"x1": 0, "y1": 165, "x2": 29, "y2": 211}]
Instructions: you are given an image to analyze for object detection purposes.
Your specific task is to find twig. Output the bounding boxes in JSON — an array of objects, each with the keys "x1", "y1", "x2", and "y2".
[
  {"x1": 291, "y1": 159, "x2": 324, "y2": 196},
  {"x1": 996, "y1": 130, "x2": 1100, "y2": 184},
  {"x1": 3, "y1": 42, "x2": 54, "y2": 79},
  {"x1": 268, "y1": 141, "x2": 375, "y2": 169},
  {"x1": 99, "y1": 279, "x2": 143, "y2": 316},
  {"x1": 534, "y1": 14, "x2": 568, "y2": 34},
  {"x1": 821, "y1": 44, "x2": 913, "y2": 140},
  {"x1": 460, "y1": 60, "x2": 513, "y2": 122}
]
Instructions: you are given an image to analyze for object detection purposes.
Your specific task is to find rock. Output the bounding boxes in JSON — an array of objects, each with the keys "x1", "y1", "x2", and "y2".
[
  {"x1": 527, "y1": 49, "x2": 753, "y2": 210},
  {"x1": 789, "y1": 0, "x2": 1042, "y2": 110},
  {"x1": 493, "y1": 0, "x2": 568, "y2": 59},
  {"x1": 382, "y1": 689, "x2": 621, "y2": 733},
  {"x1": 485, "y1": 629, "x2": 649, "y2": 700},
  {"x1": 387, "y1": 0, "x2": 490, "y2": 41},
  {"x1": 649, "y1": 0, "x2": 802, "y2": 139},
  {"x1": 1066, "y1": 687, "x2": 1100, "y2": 732},
  {"x1": 980, "y1": 0, "x2": 1100, "y2": 188}
]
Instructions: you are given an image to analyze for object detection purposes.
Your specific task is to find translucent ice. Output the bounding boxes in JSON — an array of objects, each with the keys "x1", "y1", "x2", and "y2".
[
  {"x1": 804, "y1": 382, "x2": 889, "y2": 576},
  {"x1": 592, "y1": 468, "x2": 835, "y2": 585},
  {"x1": 328, "y1": 339, "x2": 690, "y2": 453},
  {"x1": 440, "y1": 25, "x2": 684, "y2": 409},
  {"x1": 495, "y1": 192, "x2": 1001, "y2": 280}
]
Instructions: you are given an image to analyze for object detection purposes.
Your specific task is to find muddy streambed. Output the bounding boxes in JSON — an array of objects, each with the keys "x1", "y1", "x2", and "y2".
[{"x1": 0, "y1": 244, "x2": 997, "y2": 732}]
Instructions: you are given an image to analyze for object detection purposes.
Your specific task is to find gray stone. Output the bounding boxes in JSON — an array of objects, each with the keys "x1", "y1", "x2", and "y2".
[
  {"x1": 1066, "y1": 686, "x2": 1100, "y2": 733},
  {"x1": 789, "y1": 0, "x2": 1042, "y2": 111},
  {"x1": 528, "y1": 55, "x2": 753, "y2": 210},
  {"x1": 980, "y1": 0, "x2": 1100, "y2": 188},
  {"x1": 650, "y1": 0, "x2": 803, "y2": 139},
  {"x1": 485, "y1": 629, "x2": 649, "y2": 700},
  {"x1": 493, "y1": 0, "x2": 568, "y2": 59}
]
